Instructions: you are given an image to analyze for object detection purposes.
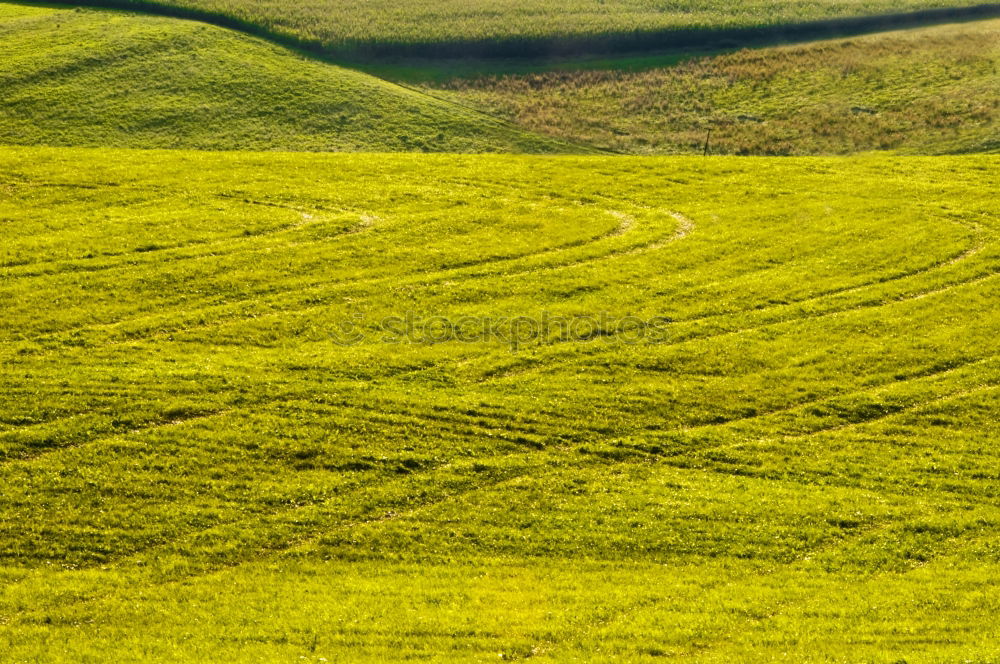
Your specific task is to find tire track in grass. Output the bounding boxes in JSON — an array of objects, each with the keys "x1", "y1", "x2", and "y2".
[
  {"x1": 0, "y1": 371, "x2": 337, "y2": 466},
  {"x1": 795, "y1": 380, "x2": 1000, "y2": 440},
  {"x1": 560, "y1": 357, "x2": 1000, "y2": 486},
  {"x1": 0, "y1": 402, "x2": 237, "y2": 467},
  {"x1": 13, "y1": 208, "x2": 992, "y2": 446},
  {"x1": 471, "y1": 280, "x2": 1000, "y2": 462},
  {"x1": 7, "y1": 191, "x2": 636, "y2": 283},
  {"x1": 487, "y1": 265, "x2": 1000, "y2": 385},
  {"x1": 270, "y1": 395, "x2": 603, "y2": 450},
  {"x1": 23, "y1": 222, "x2": 972, "y2": 455},
  {"x1": 9, "y1": 200, "x2": 676, "y2": 350},
  {"x1": 677, "y1": 215, "x2": 991, "y2": 325},
  {"x1": 0, "y1": 384, "x2": 581, "y2": 580},
  {"x1": 0, "y1": 178, "x2": 390, "y2": 278},
  {"x1": 642, "y1": 514, "x2": 996, "y2": 659},
  {"x1": 670, "y1": 356, "x2": 1000, "y2": 444},
  {"x1": 465, "y1": 208, "x2": 996, "y2": 383},
  {"x1": 583, "y1": 355, "x2": 1000, "y2": 464},
  {"x1": 645, "y1": 381, "x2": 1000, "y2": 503},
  {"x1": 6, "y1": 198, "x2": 636, "y2": 331},
  {"x1": 0, "y1": 410, "x2": 89, "y2": 436},
  {"x1": 3, "y1": 198, "x2": 993, "y2": 504},
  {"x1": 1, "y1": 399, "x2": 991, "y2": 628},
  {"x1": 0, "y1": 448, "x2": 566, "y2": 622},
  {"x1": 5, "y1": 452, "x2": 600, "y2": 631},
  {"x1": 0, "y1": 384, "x2": 578, "y2": 482},
  {"x1": 545, "y1": 466, "x2": 993, "y2": 660},
  {"x1": 90, "y1": 386, "x2": 997, "y2": 600},
  {"x1": 164, "y1": 205, "x2": 688, "y2": 334},
  {"x1": 638, "y1": 354, "x2": 1000, "y2": 443},
  {"x1": 0, "y1": 194, "x2": 368, "y2": 278},
  {"x1": 552, "y1": 213, "x2": 994, "y2": 346},
  {"x1": 15, "y1": 195, "x2": 990, "y2": 358},
  {"x1": 7, "y1": 352, "x2": 991, "y2": 528}
]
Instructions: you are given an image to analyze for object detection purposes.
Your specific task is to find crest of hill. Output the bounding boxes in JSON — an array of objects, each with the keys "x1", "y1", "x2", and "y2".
[
  {"x1": 43, "y1": 0, "x2": 1000, "y2": 58},
  {"x1": 0, "y1": 4, "x2": 577, "y2": 153}
]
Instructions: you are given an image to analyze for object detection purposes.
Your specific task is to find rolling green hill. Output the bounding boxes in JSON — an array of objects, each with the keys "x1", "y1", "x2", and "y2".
[
  {"x1": 1, "y1": 146, "x2": 998, "y2": 661},
  {"x1": 4, "y1": 3, "x2": 995, "y2": 156},
  {"x1": 0, "y1": 3, "x2": 574, "y2": 153},
  {"x1": 428, "y1": 18, "x2": 1000, "y2": 155},
  {"x1": 53, "y1": 0, "x2": 1000, "y2": 58}
]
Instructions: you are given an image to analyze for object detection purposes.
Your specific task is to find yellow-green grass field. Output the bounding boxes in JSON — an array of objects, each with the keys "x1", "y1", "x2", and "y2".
[
  {"x1": 47, "y1": 0, "x2": 1000, "y2": 57},
  {"x1": 427, "y1": 18, "x2": 1000, "y2": 155},
  {"x1": 1, "y1": 146, "x2": 998, "y2": 661},
  {"x1": 0, "y1": 3, "x2": 575, "y2": 153}
]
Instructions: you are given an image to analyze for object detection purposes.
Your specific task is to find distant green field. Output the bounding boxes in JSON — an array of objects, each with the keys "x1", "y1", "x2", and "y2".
[
  {"x1": 0, "y1": 4, "x2": 573, "y2": 153},
  {"x1": 4, "y1": 3, "x2": 997, "y2": 157},
  {"x1": 430, "y1": 18, "x2": 1000, "y2": 155},
  {"x1": 2, "y1": 147, "x2": 998, "y2": 661},
  {"x1": 57, "y1": 0, "x2": 998, "y2": 57}
]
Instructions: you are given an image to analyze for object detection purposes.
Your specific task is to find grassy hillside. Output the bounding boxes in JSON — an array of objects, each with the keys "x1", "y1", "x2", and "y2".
[
  {"x1": 3, "y1": 4, "x2": 996, "y2": 156},
  {"x1": 54, "y1": 0, "x2": 1000, "y2": 58},
  {"x1": 1, "y1": 147, "x2": 998, "y2": 661},
  {"x1": 429, "y1": 19, "x2": 1000, "y2": 155},
  {"x1": 0, "y1": 4, "x2": 573, "y2": 153}
]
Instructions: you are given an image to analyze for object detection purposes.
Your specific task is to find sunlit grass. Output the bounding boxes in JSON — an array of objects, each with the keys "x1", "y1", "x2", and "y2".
[
  {"x1": 0, "y1": 3, "x2": 574, "y2": 153},
  {"x1": 0, "y1": 146, "x2": 998, "y2": 661}
]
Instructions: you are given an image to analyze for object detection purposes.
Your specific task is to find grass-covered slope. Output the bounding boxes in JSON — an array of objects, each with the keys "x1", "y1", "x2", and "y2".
[
  {"x1": 1, "y1": 147, "x2": 998, "y2": 661},
  {"x1": 3, "y1": 4, "x2": 995, "y2": 156},
  {"x1": 431, "y1": 18, "x2": 1000, "y2": 155},
  {"x1": 0, "y1": 4, "x2": 574, "y2": 153},
  {"x1": 55, "y1": 0, "x2": 1000, "y2": 58}
]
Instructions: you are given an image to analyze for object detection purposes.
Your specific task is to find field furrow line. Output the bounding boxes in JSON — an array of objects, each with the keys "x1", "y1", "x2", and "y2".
[
  {"x1": 7, "y1": 201, "x2": 678, "y2": 350},
  {"x1": 490, "y1": 266, "x2": 1000, "y2": 384}
]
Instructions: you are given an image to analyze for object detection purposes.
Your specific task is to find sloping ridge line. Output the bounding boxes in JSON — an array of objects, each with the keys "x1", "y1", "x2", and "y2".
[{"x1": 19, "y1": 1, "x2": 1000, "y2": 60}]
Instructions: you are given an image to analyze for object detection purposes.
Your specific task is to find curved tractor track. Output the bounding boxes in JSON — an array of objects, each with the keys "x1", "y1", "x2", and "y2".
[{"x1": 1, "y1": 147, "x2": 998, "y2": 661}]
